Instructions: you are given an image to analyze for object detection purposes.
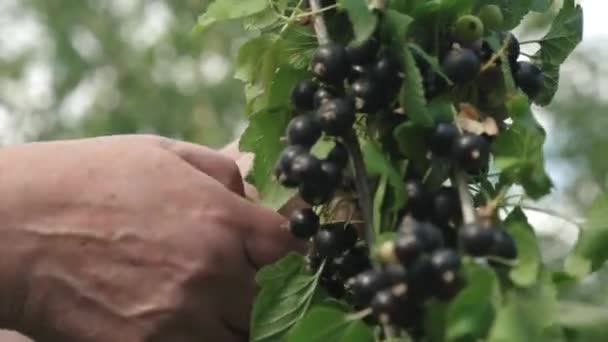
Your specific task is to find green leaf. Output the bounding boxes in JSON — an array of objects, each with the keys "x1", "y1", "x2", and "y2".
[
  {"x1": 337, "y1": 0, "x2": 378, "y2": 44},
  {"x1": 482, "y1": 0, "x2": 533, "y2": 30},
  {"x1": 239, "y1": 107, "x2": 296, "y2": 210},
  {"x1": 382, "y1": 10, "x2": 414, "y2": 46},
  {"x1": 252, "y1": 253, "x2": 322, "y2": 342},
  {"x1": 235, "y1": 35, "x2": 281, "y2": 109},
  {"x1": 534, "y1": 0, "x2": 583, "y2": 105},
  {"x1": 196, "y1": 0, "x2": 268, "y2": 31},
  {"x1": 373, "y1": 175, "x2": 389, "y2": 235},
  {"x1": 565, "y1": 195, "x2": 608, "y2": 277},
  {"x1": 446, "y1": 262, "x2": 498, "y2": 341},
  {"x1": 280, "y1": 26, "x2": 318, "y2": 70},
  {"x1": 487, "y1": 272, "x2": 558, "y2": 342},
  {"x1": 408, "y1": 43, "x2": 452, "y2": 86},
  {"x1": 530, "y1": 0, "x2": 553, "y2": 12},
  {"x1": 558, "y1": 301, "x2": 608, "y2": 341},
  {"x1": 400, "y1": 46, "x2": 433, "y2": 127},
  {"x1": 362, "y1": 139, "x2": 406, "y2": 212},
  {"x1": 393, "y1": 121, "x2": 430, "y2": 172},
  {"x1": 505, "y1": 208, "x2": 542, "y2": 287},
  {"x1": 492, "y1": 95, "x2": 552, "y2": 199},
  {"x1": 287, "y1": 306, "x2": 374, "y2": 342}
]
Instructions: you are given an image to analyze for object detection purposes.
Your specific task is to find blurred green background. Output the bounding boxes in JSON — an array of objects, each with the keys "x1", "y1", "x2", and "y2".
[{"x1": 0, "y1": 0, "x2": 605, "y2": 251}]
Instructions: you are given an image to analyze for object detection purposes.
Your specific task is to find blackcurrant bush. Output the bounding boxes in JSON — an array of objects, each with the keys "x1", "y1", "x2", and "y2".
[
  {"x1": 291, "y1": 79, "x2": 319, "y2": 112},
  {"x1": 371, "y1": 290, "x2": 399, "y2": 324},
  {"x1": 290, "y1": 153, "x2": 322, "y2": 183},
  {"x1": 351, "y1": 76, "x2": 384, "y2": 113},
  {"x1": 274, "y1": 145, "x2": 307, "y2": 187},
  {"x1": 372, "y1": 51, "x2": 402, "y2": 89},
  {"x1": 286, "y1": 115, "x2": 322, "y2": 147},
  {"x1": 317, "y1": 97, "x2": 356, "y2": 136},
  {"x1": 346, "y1": 37, "x2": 380, "y2": 65},
  {"x1": 299, "y1": 182, "x2": 334, "y2": 205},
  {"x1": 499, "y1": 31, "x2": 520, "y2": 67},
  {"x1": 404, "y1": 179, "x2": 431, "y2": 220},
  {"x1": 394, "y1": 234, "x2": 423, "y2": 267},
  {"x1": 348, "y1": 269, "x2": 388, "y2": 307},
  {"x1": 314, "y1": 228, "x2": 345, "y2": 259},
  {"x1": 431, "y1": 187, "x2": 461, "y2": 225},
  {"x1": 320, "y1": 160, "x2": 343, "y2": 187},
  {"x1": 490, "y1": 229, "x2": 518, "y2": 260},
  {"x1": 478, "y1": 5, "x2": 504, "y2": 31},
  {"x1": 454, "y1": 15, "x2": 485, "y2": 44},
  {"x1": 515, "y1": 61, "x2": 544, "y2": 99},
  {"x1": 459, "y1": 223, "x2": 495, "y2": 257},
  {"x1": 452, "y1": 133, "x2": 490, "y2": 174},
  {"x1": 313, "y1": 87, "x2": 338, "y2": 109},
  {"x1": 327, "y1": 142, "x2": 349, "y2": 168},
  {"x1": 429, "y1": 122, "x2": 460, "y2": 158},
  {"x1": 312, "y1": 43, "x2": 351, "y2": 85},
  {"x1": 442, "y1": 48, "x2": 481, "y2": 84},
  {"x1": 288, "y1": 208, "x2": 320, "y2": 239}
]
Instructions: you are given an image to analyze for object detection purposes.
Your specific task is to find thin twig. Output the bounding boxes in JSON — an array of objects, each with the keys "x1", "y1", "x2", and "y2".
[
  {"x1": 520, "y1": 39, "x2": 542, "y2": 45},
  {"x1": 308, "y1": 0, "x2": 330, "y2": 44},
  {"x1": 453, "y1": 170, "x2": 477, "y2": 225}
]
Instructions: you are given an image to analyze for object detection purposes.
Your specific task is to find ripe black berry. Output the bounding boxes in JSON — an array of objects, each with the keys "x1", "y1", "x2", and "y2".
[
  {"x1": 407, "y1": 257, "x2": 435, "y2": 299},
  {"x1": 429, "y1": 122, "x2": 460, "y2": 158},
  {"x1": 299, "y1": 182, "x2": 334, "y2": 205},
  {"x1": 291, "y1": 80, "x2": 319, "y2": 112},
  {"x1": 470, "y1": 39, "x2": 494, "y2": 63},
  {"x1": 442, "y1": 48, "x2": 481, "y2": 84},
  {"x1": 401, "y1": 220, "x2": 445, "y2": 253},
  {"x1": 320, "y1": 273, "x2": 346, "y2": 298},
  {"x1": 317, "y1": 97, "x2": 356, "y2": 136},
  {"x1": 454, "y1": 15, "x2": 485, "y2": 44},
  {"x1": 346, "y1": 37, "x2": 380, "y2": 65},
  {"x1": 431, "y1": 187, "x2": 461, "y2": 225},
  {"x1": 286, "y1": 115, "x2": 322, "y2": 147},
  {"x1": 499, "y1": 31, "x2": 520, "y2": 67},
  {"x1": 372, "y1": 51, "x2": 402, "y2": 89},
  {"x1": 313, "y1": 87, "x2": 336, "y2": 109},
  {"x1": 320, "y1": 160, "x2": 343, "y2": 187},
  {"x1": 404, "y1": 179, "x2": 431, "y2": 220},
  {"x1": 349, "y1": 269, "x2": 388, "y2": 307},
  {"x1": 459, "y1": 223, "x2": 495, "y2": 257},
  {"x1": 490, "y1": 229, "x2": 518, "y2": 260},
  {"x1": 327, "y1": 142, "x2": 349, "y2": 168},
  {"x1": 312, "y1": 43, "x2": 351, "y2": 84},
  {"x1": 395, "y1": 234, "x2": 423, "y2": 267},
  {"x1": 452, "y1": 133, "x2": 490, "y2": 174},
  {"x1": 384, "y1": 264, "x2": 408, "y2": 286},
  {"x1": 371, "y1": 290, "x2": 399, "y2": 324},
  {"x1": 274, "y1": 145, "x2": 307, "y2": 187},
  {"x1": 342, "y1": 223, "x2": 359, "y2": 250},
  {"x1": 314, "y1": 228, "x2": 345, "y2": 259},
  {"x1": 288, "y1": 208, "x2": 320, "y2": 239},
  {"x1": 515, "y1": 61, "x2": 544, "y2": 99},
  {"x1": 351, "y1": 76, "x2": 384, "y2": 113},
  {"x1": 435, "y1": 271, "x2": 463, "y2": 300},
  {"x1": 333, "y1": 247, "x2": 371, "y2": 279},
  {"x1": 290, "y1": 153, "x2": 322, "y2": 183},
  {"x1": 430, "y1": 249, "x2": 461, "y2": 275}
]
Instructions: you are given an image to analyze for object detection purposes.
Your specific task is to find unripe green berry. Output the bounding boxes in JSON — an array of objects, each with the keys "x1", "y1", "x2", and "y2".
[
  {"x1": 478, "y1": 5, "x2": 504, "y2": 31},
  {"x1": 454, "y1": 15, "x2": 485, "y2": 44}
]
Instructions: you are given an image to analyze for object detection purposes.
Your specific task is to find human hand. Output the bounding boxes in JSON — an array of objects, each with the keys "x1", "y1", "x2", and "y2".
[{"x1": 0, "y1": 135, "x2": 303, "y2": 342}]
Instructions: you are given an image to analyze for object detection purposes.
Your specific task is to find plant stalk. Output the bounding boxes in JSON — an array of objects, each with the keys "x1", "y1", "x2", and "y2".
[
  {"x1": 308, "y1": 0, "x2": 375, "y2": 247},
  {"x1": 453, "y1": 170, "x2": 477, "y2": 225}
]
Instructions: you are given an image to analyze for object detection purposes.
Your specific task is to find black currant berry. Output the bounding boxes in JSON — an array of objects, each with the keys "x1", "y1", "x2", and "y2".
[
  {"x1": 432, "y1": 187, "x2": 461, "y2": 225},
  {"x1": 351, "y1": 76, "x2": 384, "y2": 113},
  {"x1": 299, "y1": 182, "x2": 333, "y2": 205},
  {"x1": 342, "y1": 223, "x2": 359, "y2": 250},
  {"x1": 306, "y1": 252, "x2": 323, "y2": 272},
  {"x1": 320, "y1": 273, "x2": 346, "y2": 298},
  {"x1": 290, "y1": 153, "x2": 322, "y2": 183},
  {"x1": 327, "y1": 142, "x2": 349, "y2": 168},
  {"x1": 407, "y1": 257, "x2": 435, "y2": 299},
  {"x1": 286, "y1": 115, "x2": 322, "y2": 147},
  {"x1": 320, "y1": 160, "x2": 343, "y2": 187},
  {"x1": 347, "y1": 64, "x2": 370, "y2": 83},
  {"x1": 515, "y1": 61, "x2": 544, "y2": 99},
  {"x1": 490, "y1": 229, "x2": 518, "y2": 260},
  {"x1": 478, "y1": 5, "x2": 504, "y2": 31},
  {"x1": 371, "y1": 290, "x2": 399, "y2": 324},
  {"x1": 384, "y1": 264, "x2": 408, "y2": 286},
  {"x1": 442, "y1": 48, "x2": 481, "y2": 85},
  {"x1": 346, "y1": 37, "x2": 380, "y2": 65},
  {"x1": 470, "y1": 39, "x2": 494, "y2": 63},
  {"x1": 452, "y1": 133, "x2": 490, "y2": 174},
  {"x1": 274, "y1": 145, "x2": 307, "y2": 187},
  {"x1": 459, "y1": 223, "x2": 495, "y2": 257},
  {"x1": 499, "y1": 31, "x2": 520, "y2": 67},
  {"x1": 333, "y1": 247, "x2": 371, "y2": 280},
  {"x1": 291, "y1": 79, "x2": 319, "y2": 112},
  {"x1": 349, "y1": 269, "x2": 388, "y2": 307},
  {"x1": 401, "y1": 220, "x2": 445, "y2": 253},
  {"x1": 372, "y1": 51, "x2": 402, "y2": 89},
  {"x1": 314, "y1": 228, "x2": 345, "y2": 259},
  {"x1": 312, "y1": 43, "x2": 351, "y2": 84},
  {"x1": 435, "y1": 271, "x2": 463, "y2": 300},
  {"x1": 423, "y1": 70, "x2": 449, "y2": 100},
  {"x1": 313, "y1": 87, "x2": 337, "y2": 109},
  {"x1": 394, "y1": 234, "x2": 423, "y2": 267},
  {"x1": 404, "y1": 179, "x2": 431, "y2": 220},
  {"x1": 429, "y1": 122, "x2": 460, "y2": 158},
  {"x1": 317, "y1": 97, "x2": 356, "y2": 136},
  {"x1": 430, "y1": 249, "x2": 461, "y2": 275},
  {"x1": 454, "y1": 15, "x2": 485, "y2": 44},
  {"x1": 288, "y1": 208, "x2": 320, "y2": 239}
]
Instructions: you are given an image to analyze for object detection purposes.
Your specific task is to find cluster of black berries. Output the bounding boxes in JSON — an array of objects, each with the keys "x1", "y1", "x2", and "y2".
[{"x1": 429, "y1": 122, "x2": 491, "y2": 174}]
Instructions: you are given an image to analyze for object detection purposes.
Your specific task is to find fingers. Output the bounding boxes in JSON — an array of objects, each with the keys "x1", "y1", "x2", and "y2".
[
  {"x1": 219, "y1": 272, "x2": 256, "y2": 336},
  {"x1": 156, "y1": 137, "x2": 245, "y2": 197}
]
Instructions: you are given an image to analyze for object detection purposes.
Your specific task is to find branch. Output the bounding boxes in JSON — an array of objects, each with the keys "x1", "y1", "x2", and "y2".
[
  {"x1": 308, "y1": 0, "x2": 375, "y2": 247},
  {"x1": 453, "y1": 170, "x2": 477, "y2": 225}
]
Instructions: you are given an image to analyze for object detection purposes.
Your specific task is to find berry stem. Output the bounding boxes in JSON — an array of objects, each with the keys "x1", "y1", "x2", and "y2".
[
  {"x1": 453, "y1": 170, "x2": 477, "y2": 225},
  {"x1": 519, "y1": 39, "x2": 543, "y2": 45},
  {"x1": 308, "y1": 0, "x2": 375, "y2": 247}
]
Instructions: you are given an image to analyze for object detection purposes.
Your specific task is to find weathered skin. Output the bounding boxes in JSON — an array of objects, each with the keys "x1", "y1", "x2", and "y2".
[{"x1": 0, "y1": 135, "x2": 304, "y2": 342}]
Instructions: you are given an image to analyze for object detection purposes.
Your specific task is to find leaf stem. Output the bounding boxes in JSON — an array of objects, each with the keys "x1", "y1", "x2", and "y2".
[
  {"x1": 308, "y1": 0, "x2": 375, "y2": 247},
  {"x1": 481, "y1": 36, "x2": 511, "y2": 72},
  {"x1": 453, "y1": 170, "x2": 477, "y2": 225},
  {"x1": 520, "y1": 39, "x2": 543, "y2": 45}
]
